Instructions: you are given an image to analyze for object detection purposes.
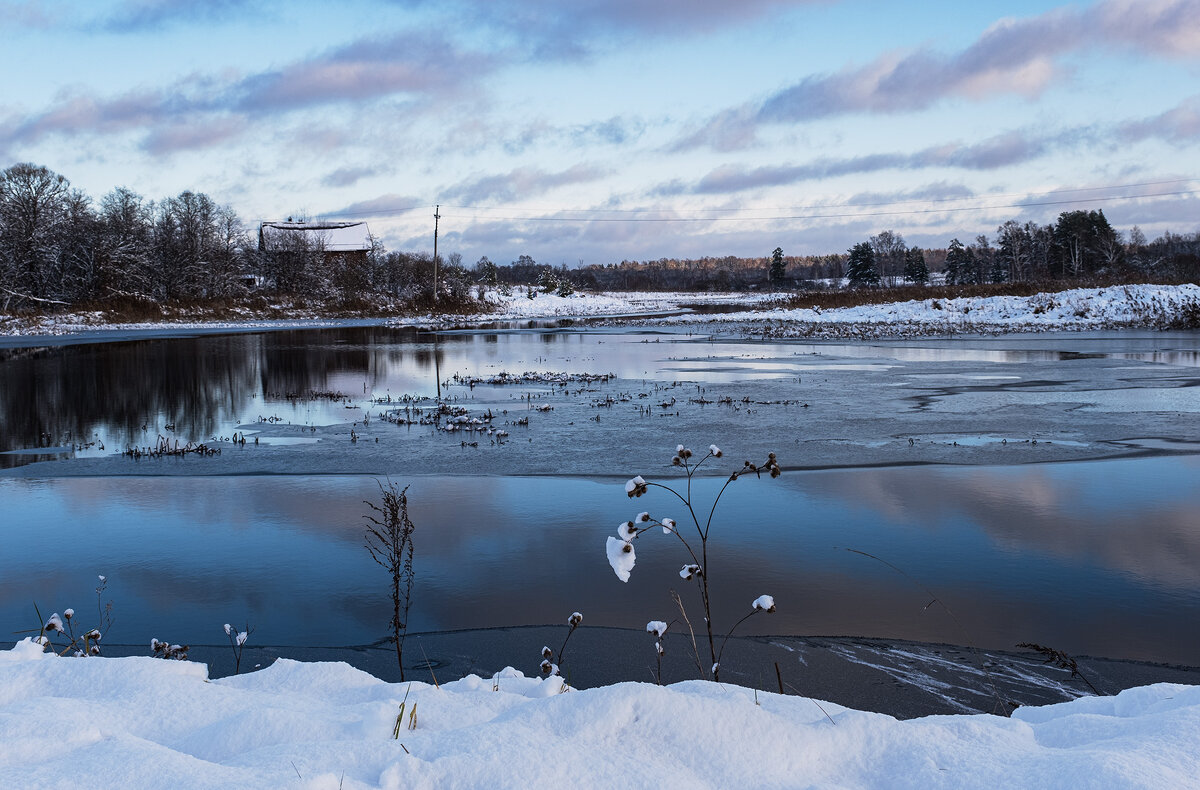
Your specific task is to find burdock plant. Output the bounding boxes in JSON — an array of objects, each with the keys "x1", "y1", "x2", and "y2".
[
  {"x1": 364, "y1": 481, "x2": 417, "y2": 681},
  {"x1": 606, "y1": 443, "x2": 780, "y2": 682}
]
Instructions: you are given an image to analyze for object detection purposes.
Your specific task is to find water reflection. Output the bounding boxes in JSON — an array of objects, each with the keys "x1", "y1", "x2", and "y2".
[
  {"x1": 3, "y1": 456, "x2": 1197, "y2": 664},
  {"x1": 0, "y1": 328, "x2": 679, "y2": 458},
  {"x1": 4, "y1": 328, "x2": 1199, "y2": 463}
]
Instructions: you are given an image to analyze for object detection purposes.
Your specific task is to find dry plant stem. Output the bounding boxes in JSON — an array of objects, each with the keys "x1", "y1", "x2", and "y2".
[
  {"x1": 365, "y1": 481, "x2": 417, "y2": 681},
  {"x1": 556, "y1": 622, "x2": 579, "y2": 668},
  {"x1": 716, "y1": 609, "x2": 761, "y2": 667},
  {"x1": 670, "y1": 589, "x2": 706, "y2": 679},
  {"x1": 642, "y1": 450, "x2": 777, "y2": 682},
  {"x1": 783, "y1": 681, "x2": 838, "y2": 726},
  {"x1": 419, "y1": 643, "x2": 440, "y2": 688}
]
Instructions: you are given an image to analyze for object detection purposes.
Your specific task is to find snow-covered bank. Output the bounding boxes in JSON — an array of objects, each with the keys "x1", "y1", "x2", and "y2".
[
  {"x1": 1, "y1": 640, "x2": 1196, "y2": 789},
  {"x1": 2, "y1": 284, "x2": 1197, "y2": 342},
  {"x1": 646, "y1": 284, "x2": 1200, "y2": 337},
  {"x1": 474, "y1": 288, "x2": 778, "y2": 319}
]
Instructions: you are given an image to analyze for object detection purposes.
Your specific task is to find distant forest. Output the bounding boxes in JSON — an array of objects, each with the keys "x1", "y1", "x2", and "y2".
[{"x1": 2, "y1": 161, "x2": 1198, "y2": 312}]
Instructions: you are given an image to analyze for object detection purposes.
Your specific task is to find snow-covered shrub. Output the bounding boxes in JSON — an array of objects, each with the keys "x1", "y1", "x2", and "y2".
[
  {"x1": 223, "y1": 622, "x2": 253, "y2": 675},
  {"x1": 606, "y1": 444, "x2": 780, "y2": 682},
  {"x1": 150, "y1": 638, "x2": 189, "y2": 660},
  {"x1": 540, "y1": 611, "x2": 583, "y2": 682},
  {"x1": 25, "y1": 575, "x2": 113, "y2": 657}
]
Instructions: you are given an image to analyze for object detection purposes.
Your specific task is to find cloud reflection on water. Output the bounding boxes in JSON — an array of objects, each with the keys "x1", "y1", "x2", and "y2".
[{"x1": 3, "y1": 456, "x2": 1198, "y2": 664}]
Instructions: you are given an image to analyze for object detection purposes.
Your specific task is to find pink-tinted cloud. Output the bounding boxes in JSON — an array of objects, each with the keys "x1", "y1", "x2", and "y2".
[
  {"x1": 1120, "y1": 96, "x2": 1200, "y2": 144},
  {"x1": 1, "y1": 31, "x2": 492, "y2": 156},
  {"x1": 673, "y1": 0, "x2": 1200, "y2": 151}
]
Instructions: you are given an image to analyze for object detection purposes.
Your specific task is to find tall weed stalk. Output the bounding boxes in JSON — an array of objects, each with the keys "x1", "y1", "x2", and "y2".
[{"x1": 365, "y1": 481, "x2": 417, "y2": 680}]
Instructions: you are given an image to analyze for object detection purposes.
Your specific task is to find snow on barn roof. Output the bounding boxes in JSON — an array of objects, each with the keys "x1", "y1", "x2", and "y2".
[{"x1": 260, "y1": 221, "x2": 372, "y2": 252}]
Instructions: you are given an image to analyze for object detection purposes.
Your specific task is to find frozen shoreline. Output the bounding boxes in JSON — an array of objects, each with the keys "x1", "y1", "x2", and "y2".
[
  {"x1": 2, "y1": 284, "x2": 1198, "y2": 345},
  {"x1": 8, "y1": 627, "x2": 1191, "y2": 720}
]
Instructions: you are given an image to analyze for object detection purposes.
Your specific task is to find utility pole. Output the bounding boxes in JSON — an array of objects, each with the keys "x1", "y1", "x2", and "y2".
[{"x1": 432, "y1": 204, "x2": 440, "y2": 306}]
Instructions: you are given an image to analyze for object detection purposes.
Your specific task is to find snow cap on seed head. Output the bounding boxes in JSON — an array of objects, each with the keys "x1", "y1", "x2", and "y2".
[
  {"x1": 646, "y1": 620, "x2": 668, "y2": 638},
  {"x1": 752, "y1": 595, "x2": 776, "y2": 613},
  {"x1": 618, "y1": 521, "x2": 637, "y2": 540},
  {"x1": 662, "y1": 517, "x2": 675, "y2": 535},
  {"x1": 625, "y1": 475, "x2": 647, "y2": 497},
  {"x1": 568, "y1": 612, "x2": 583, "y2": 627},
  {"x1": 709, "y1": 444, "x2": 722, "y2": 458},
  {"x1": 606, "y1": 537, "x2": 636, "y2": 582}
]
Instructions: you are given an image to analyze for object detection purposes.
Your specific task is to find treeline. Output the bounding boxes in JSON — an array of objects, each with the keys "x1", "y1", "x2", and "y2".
[
  {"x1": 845, "y1": 212, "x2": 1200, "y2": 289},
  {"x1": 0, "y1": 162, "x2": 476, "y2": 311},
  {"x1": 5, "y1": 161, "x2": 1199, "y2": 312},
  {"x1": 473, "y1": 210, "x2": 1199, "y2": 293}
]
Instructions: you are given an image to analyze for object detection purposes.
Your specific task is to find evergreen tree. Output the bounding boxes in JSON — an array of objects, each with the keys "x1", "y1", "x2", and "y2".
[
  {"x1": 537, "y1": 267, "x2": 559, "y2": 294},
  {"x1": 845, "y1": 242, "x2": 879, "y2": 287},
  {"x1": 944, "y1": 238, "x2": 968, "y2": 285},
  {"x1": 903, "y1": 246, "x2": 928, "y2": 283},
  {"x1": 769, "y1": 246, "x2": 786, "y2": 286}
]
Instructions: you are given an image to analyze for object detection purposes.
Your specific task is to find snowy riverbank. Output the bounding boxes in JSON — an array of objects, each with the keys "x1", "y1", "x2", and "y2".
[
  {"x1": 2, "y1": 638, "x2": 1197, "y2": 789},
  {"x1": 3, "y1": 284, "x2": 1197, "y2": 342}
]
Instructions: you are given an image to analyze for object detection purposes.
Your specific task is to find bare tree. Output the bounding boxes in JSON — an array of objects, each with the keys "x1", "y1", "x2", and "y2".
[
  {"x1": 0, "y1": 163, "x2": 72, "y2": 306},
  {"x1": 869, "y1": 230, "x2": 906, "y2": 285}
]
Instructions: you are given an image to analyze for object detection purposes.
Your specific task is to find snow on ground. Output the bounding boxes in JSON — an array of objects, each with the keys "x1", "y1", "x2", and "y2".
[
  {"x1": 2, "y1": 639, "x2": 1197, "y2": 789},
  {"x1": 475, "y1": 288, "x2": 778, "y2": 318},
  {"x1": 649, "y1": 284, "x2": 1200, "y2": 337},
  {"x1": 477, "y1": 284, "x2": 1200, "y2": 333},
  {"x1": 1, "y1": 284, "x2": 1197, "y2": 340}
]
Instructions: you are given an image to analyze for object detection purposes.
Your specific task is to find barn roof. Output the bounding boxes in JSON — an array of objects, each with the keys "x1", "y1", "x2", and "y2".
[{"x1": 260, "y1": 221, "x2": 373, "y2": 252}]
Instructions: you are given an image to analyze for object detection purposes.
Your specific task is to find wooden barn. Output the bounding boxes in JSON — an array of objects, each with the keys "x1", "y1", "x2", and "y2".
[{"x1": 258, "y1": 220, "x2": 373, "y2": 269}]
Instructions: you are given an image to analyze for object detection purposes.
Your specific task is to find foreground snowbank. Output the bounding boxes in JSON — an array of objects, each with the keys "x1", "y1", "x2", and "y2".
[{"x1": 2, "y1": 640, "x2": 1197, "y2": 789}]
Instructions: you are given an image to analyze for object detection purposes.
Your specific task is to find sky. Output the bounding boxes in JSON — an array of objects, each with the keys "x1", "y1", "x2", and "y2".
[{"x1": 1, "y1": 0, "x2": 1198, "y2": 266}]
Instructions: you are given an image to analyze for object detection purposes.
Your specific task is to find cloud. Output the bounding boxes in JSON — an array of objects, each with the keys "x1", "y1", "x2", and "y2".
[
  {"x1": 668, "y1": 107, "x2": 760, "y2": 153},
  {"x1": 570, "y1": 116, "x2": 645, "y2": 146},
  {"x1": 1119, "y1": 95, "x2": 1200, "y2": 144},
  {"x1": 99, "y1": 0, "x2": 260, "y2": 32},
  {"x1": 757, "y1": 12, "x2": 1078, "y2": 124},
  {"x1": 442, "y1": 164, "x2": 610, "y2": 204},
  {"x1": 141, "y1": 116, "x2": 248, "y2": 155},
  {"x1": 671, "y1": 0, "x2": 1200, "y2": 151},
  {"x1": 846, "y1": 182, "x2": 978, "y2": 206},
  {"x1": 320, "y1": 166, "x2": 381, "y2": 189},
  {"x1": 322, "y1": 193, "x2": 427, "y2": 219},
  {"x1": 234, "y1": 33, "x2": 490, "y2": 114},
  {"x1": 413, "y1": 0, "x2": 822, "y2": 58},
  {"x1": 0, "y1": 31, "x2": 493, "y2": 155},
  {"x1": 0, "y1": 1, "x2": 59, "y2": 28},
  {"x1": 683, "y1": 129, "x2": 1069, "y2": 195},
  {"x1": 1094, "y1": 0, "x2": 1200, "y2": 58}
]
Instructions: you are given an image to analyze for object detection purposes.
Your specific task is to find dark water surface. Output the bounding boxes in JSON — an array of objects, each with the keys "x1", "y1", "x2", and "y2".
[
  {"x1": 2, "y1": 325, "x2": 1199, "y2": 665},
  {"x1": 3, "y1": 457, "x2": 1199, "y2": 664}
]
